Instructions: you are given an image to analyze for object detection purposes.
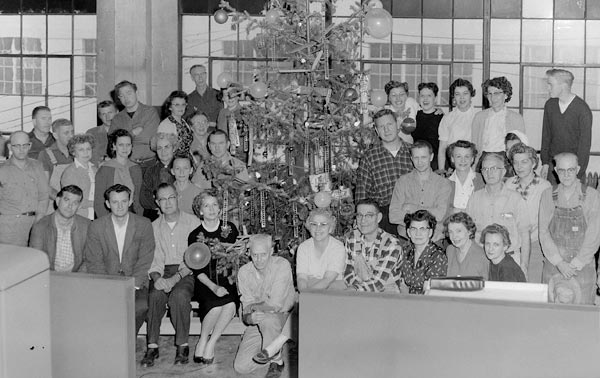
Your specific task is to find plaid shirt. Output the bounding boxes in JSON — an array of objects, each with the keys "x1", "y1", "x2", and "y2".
[
  {"x1": 343, "y1": 228, "x2": 403, "y2": 292},
  {"x1": 505, "y1": 173, "x2": 541, "y2": 201},
  {"x1": 355, "y1": 141, "x2": 413, "y2": 206}
]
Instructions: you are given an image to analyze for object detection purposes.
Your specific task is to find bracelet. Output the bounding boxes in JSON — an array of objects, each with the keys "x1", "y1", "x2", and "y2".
[{"x1": 177, "y1": 272, "x2": 183, "y2": 280}]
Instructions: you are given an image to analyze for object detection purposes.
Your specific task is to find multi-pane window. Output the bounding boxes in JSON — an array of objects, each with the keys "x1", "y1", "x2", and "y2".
[{"x1": 0, "y1": 1, "x2": 97, "y2": 135}]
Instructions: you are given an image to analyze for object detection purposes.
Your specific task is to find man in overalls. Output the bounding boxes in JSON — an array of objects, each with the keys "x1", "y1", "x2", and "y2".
[{"x1": 539, "y1": 152, "x2": 600, "y2": 304}]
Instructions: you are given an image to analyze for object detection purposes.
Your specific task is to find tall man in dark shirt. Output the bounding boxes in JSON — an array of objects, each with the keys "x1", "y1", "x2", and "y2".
[
  {"x1": 140, "y1": 134, "x2": 175, "y2": 221},
  {"x1": 184, "y1": 64, "x2": 223, "y2": 126},
  {"x1": 541, "y1": 69, "x2": 592, "y2": 185},
  {"x1": 355, "y1": 108, "x2": 413, "y2": 235},
  {"x1": 28, "y1": 106, "x2": 55, "y2": 159},
  {"x1": 87, "y1": 100, "x2": 117, "y2": 166}
]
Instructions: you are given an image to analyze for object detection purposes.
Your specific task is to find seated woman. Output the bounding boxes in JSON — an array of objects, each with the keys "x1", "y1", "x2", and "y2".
[
  {"x1": 158, "y1": 90, "x2": 194, "y2": 158},
  {"x1": 187, "y1": 191, "x2": 238, "y2": 365},
  {"x1": 172, "y1": 155, "x2": 202, "y2": 215},
  {"x1": 444, "y1": 212, "x2": 488, "y2": 279},
  {"x1": 481, "y1": 223, "x2": 526, "y2": 283},
  {"x1": 397, "y1": 210, "x2": 447, "y2": 294},
  {"x1": 61, "y1": 133, "x2": 97, "y2": 220},
  {"x1": 446, "y1": 140, "x2": 485, "y2": 214}
]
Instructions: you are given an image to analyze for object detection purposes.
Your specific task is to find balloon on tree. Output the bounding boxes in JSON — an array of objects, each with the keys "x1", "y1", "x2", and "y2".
[
  {"x1": 213, "y1": 9, "x2": 229, "y2": 24},
  {"x1": 371, "y1": 89, "x2": 387, "y2": 107},
  {"x1": 265, "y1": 9, "x2": 282, "y2": 24},
  {"x1": 365, "y1": 8, "x2": 393, "y2": 39},
  {"x1": 216, "y1": 72, "x2": 233, "y2": 88},
  {"x1": 314, "y1": 191, "x2": 333, "y2": 208},
  {"x1": 184, "y1": 242, "x2": 211, "y2": 270},
  {"x1": 249, "y1": 81, "x2": 268, "y2": 99}
]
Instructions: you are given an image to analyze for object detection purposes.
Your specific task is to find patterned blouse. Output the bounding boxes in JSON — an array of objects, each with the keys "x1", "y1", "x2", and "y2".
[
  {"x1": 398, "y1": 242, "x2": 447, "y2": 294},
  {"x1": 168, "y1": 115, "x2": 194, "y2": 158}
]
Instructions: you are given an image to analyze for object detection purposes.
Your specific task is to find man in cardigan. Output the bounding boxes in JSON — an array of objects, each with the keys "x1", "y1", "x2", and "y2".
[
  {"x1": 541, "y1": 69, "x2": 592, "y2": 185},
  {"x1": 30, "y1": 185, "x2": 90, "y2": 272},
  {"x1": 109, "y1": 80, "x2": 160, "y2": 172},
  {"x1": 84, "y1": 184, "x2": 155, "y2": 336}
]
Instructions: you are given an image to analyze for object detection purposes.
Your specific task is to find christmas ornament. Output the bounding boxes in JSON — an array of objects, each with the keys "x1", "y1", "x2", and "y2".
[
  {"x1": 401, "y1": 117, "x2": 417, "y2": 134},
  {"x1": 371, "y1": 89, "x2": 387, "y2": 107},
  {"x1": 216, "y1": 72, "x2": 232, "y2": 88},
  {"x1": 365, "y1": 8, "x2": 393, "y2": 39},
  {"x1": 343, "y1": 88, "x2": 359, "y2": 103},
  {"x1": 184, "y1": 242, "x2": 211, "y2": 270},
  {"x1": 265, "y1": 9, "x2": 281, "y2": 24},
  {"x1": 249, "y1": 81, "x2": 268, "y2": 98},
  {"x1": 314, "y1": 191, "x2": 332, "y2": 208},
  {"x1": 214, "y1": 9, "x2": 229, "y2": 24}
]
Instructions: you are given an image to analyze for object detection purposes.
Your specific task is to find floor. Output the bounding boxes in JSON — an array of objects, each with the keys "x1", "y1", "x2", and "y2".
[{"x1": 135, "y1": 335, "x2": 297, "y2": 378}]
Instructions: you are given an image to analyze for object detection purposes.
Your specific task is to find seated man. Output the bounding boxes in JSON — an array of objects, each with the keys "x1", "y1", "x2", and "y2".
[
  {"x1": 234, "y1": 234, "x2": 296, "y2": 376},
  {"x1": 389, "y1": 140, "x2": 452, "y2": 240},
  {"x1": 83, "y1": 184, "x2": 155, "y2": 336},
  {"x1": 142, "y1": 183, "x2": 200, "y2": 367},
  {"x1": 343, "y1": 199, "x2": 403, "y2": 292},
  {"x1": 30, "y1": 185, "x2": 90, "y2": 272}
]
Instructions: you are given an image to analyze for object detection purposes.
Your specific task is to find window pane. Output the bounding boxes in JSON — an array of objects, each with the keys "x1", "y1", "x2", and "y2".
[
  {"x1": 554, "y1": 20, "x2": 584, "y2": 64},
  {"x1": 363, "y1": 32, "x2": 391, "y2": 61},
  {"x1": 454, "y1": 0, "x2": 483, "y2": 18},
  {"x1": 586, "y1": 21, "x2": 600, "y2": 64},
  {"x1": 0, "y1": 57, "x2": 18, "y2": 95},
  {"x1": 453, "y1": 19, "x2": 482, "y2": 62},
  {"x1": 48, "y1": 0, "x2": 73, "y2": 13},
  {"x1": 555, "y1": 0, "x2": 585, "y2": 19},
  {"x1": 239, "y1": 61, "x2": 262, "y2": 86},
  {"x1": 523, "y1": 66, "x2": 549, "y2": 108},
  {"x1": 22, "y1": 57, "x2": 45, "y2": 95},
  {"x1": 0, "y1": 0, "x2": 21, "y2": 13},
  {"x1": 0, "y1": 16, "x2": 21, "y2": 54},
  {"x1": 521, "y1": 20, "x2": 552, "y2": 62},
  {"x1": 489, "y1": 64, "x2": 520, "y2": 108},
  {"x1": 0, "y1": 96, "x2": 22, "y2": 132},
  {"x1": 22, "y1": 0, "x2": 46, "y2": 13},
  {"x1": 334, "y1": 2, "x2": 356, "y2": 17},
  {"x1": 453, "y1": 63, "x2": 483, "y2": 108},
  {"x1": 73, "y1": 56, "x2": 96, "y2": 97},
  {"x1": 523, "y1": 0, "x2": 553, "y2": 18},
  {"x1": 210, "y1": 18, "x2": 237, "y2": 57},
  {"x1": 422, "y1": 65, "x2": 450, "y2": 106},
  {"x1": 48, "y1": 96, "x2": 71, "y2": 120},
  {"x1": 48, "y1": 15, "x2": 73, "y2": 55},
  {"x1": 22, "y1": 15, "x2": 46, "y2": 54},
  {"x1": 211, "y1": 60, "x2": 237, "y2": 88},
  {"x1": 48, "y1": 58, "x2": 71, "y2": 96},
  {"x1": 592, "y1": 112, "x2": 600, "y2": 152},
  {"x1": 366, "y1": 63, "x2": 391, "y2": 91},
  {"x1": 491, "y1": 0, "x2": 521, "y2": 18},
  {"x1": 423, "y1": 0, "x2": 451, "y2": 18},
  {"x1": 73, "y1": 15, "x2": 96, "y2": 55},
  {"x1": 490, "y1": 19, "x2": 520, "y2": 62},
  {"x1": 589, "y1": 0, "x2": 600, "y2": 19},
  {"x1": 73, "y1": 0, "x2": 96, "y2": 14},
  {"x1": 392, "y1": 19, "x2": 421, "y2": 60},
  {"x1": 392, "y1": 0, "x2": 421, "y2": 18},
  {"x1": 391, "y1": 64, "x2": 421, "y2": 98},
  {"x1": 585, "y1": 68, "x2": 600, "y2": 110},
  {"x1": 422, "y1": 19, "x2": 451, "y2": 61},
  {"x1": 73, "y1": 97, "x2": 97, "y2": 133},
  {"x1": 23, "y1": 96, "x2": 47, "y2": 125},
  {"x1": 182, "y1": 15, "x2": 210, "y2": 57},
  {"x1": 522, "y1": 109, "x2": 544, "y2": 149}
]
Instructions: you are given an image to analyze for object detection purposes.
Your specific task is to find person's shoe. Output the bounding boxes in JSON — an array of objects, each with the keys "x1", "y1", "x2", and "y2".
[
  {"x1": 265, "y1": 362, "x2": 285, "y2": 378},
  {"x1": 141, "y1": 348, "x2": 159, "y2": 367},
  {"x1": 174, "y1": 345, "x2": 189, "y2": 365},
  {"x1": 253, "y1": 349, "x2": 280, "y2": 364},
  {"x1": 193, "y1": 355, "x2": 214, "y2": 365}
]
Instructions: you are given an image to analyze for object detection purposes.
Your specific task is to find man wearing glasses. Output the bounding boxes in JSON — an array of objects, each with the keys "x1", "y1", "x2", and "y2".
[
  {"x1": 0, "y1": 131, "x2": 49, "y2": 246},
  {"x1": 539, "y1": 153, "x2": 600, "y2": 304},
  {"x1": 142, "y1": 183, "x2": 199, "y2": 367},
  {"x1": 466, "y1": 152, "x2": 530, "y2": 277},
  {"x1": 342, "y1": 199, "x2": 403, "y2": 292}
]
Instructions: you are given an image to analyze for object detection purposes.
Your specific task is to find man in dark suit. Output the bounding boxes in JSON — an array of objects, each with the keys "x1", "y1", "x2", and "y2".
[{"x1": 84, "y1": 183, "x2": 155, "y2": 335}]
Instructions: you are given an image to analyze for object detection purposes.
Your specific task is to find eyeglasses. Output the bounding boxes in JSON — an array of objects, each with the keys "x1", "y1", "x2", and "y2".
[
  {"x1": 356, "y1": 213, "x2": 377, "y2": 221},
  {"x1": 486, "y1": 91, "x2": 505, "y2": 97},
  {"x1": 11, "y1": 143, "x2": 31, "y2": 149},
  {"x1": 308, "y1": 222, "x2": 329, "y2": 228},
  {"x1": 409, "y1": 226, "x2": 431, "y2": 234},
  {"x1": 556, "y1": 167, "x2": 577, "y2": 175},
  {"x1": 481, "y1": 166, "x2": 504, "y2": 174},
  {"x1": 157, "y1": 195, "x2": 177, "y2": 204}
]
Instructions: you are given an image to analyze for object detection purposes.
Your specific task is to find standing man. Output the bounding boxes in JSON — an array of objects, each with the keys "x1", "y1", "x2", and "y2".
[
  {"x1": 234, "y1": 234, "x2": 296, "y2": 376},
  {"x1": 355, "y1": 108, "x2": 413, "y2": 235},
  {"x1": 38, "y1": 119, "x2": 74, "y2": 200},
  {"x1": 0, "y1": 131, "x2": 49, "y2": 246},
  {"x1": 539, "y1": 153, "x2": 600, "y2": 305},
  {"x1": 140, "y1": 134, "x2": 176, "y2": 221},
  {"x1": 28, "y1": 106, "x2": 54, "y2": 159},
  {"x1": 109, "y1": 80, "x2": 160, "y2": 171},
  {"x1": 541, "y1": 69, "x2": 592, "y2": 185},
  {"x1": 185, "y1": 64, "x2": 223, "y2": 126},
  {"x1": 389, "y1": 140, "x2": 452, "y2": 241},
  {"x1": 342, "y1": 199, "x2": 403, "y2": 292},
  {"x1": 142, "y1": 183, "x2": 199, "y2": 367},
  {"x1": 87, "y1": 100, "x2": 117, "y2": 166},
  {"x1": 84, "y1": 184, "x2": 155, "y2": 336},
  {"x1": 29, "y1": 185, "x2": 90, "y2": 272}
]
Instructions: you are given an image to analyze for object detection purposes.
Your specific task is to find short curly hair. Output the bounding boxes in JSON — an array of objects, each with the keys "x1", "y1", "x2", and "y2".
[
  {"x1": 384, "y1": 80, "x2": 409, "y2": 96},
  {"x1": 444, "y1": 212, "x2": 477, "y2": 240},
  {"x1": 483, "y1": 76, "x2": 512, "y2": 103},
  {"x1": 305, "y1": 208, "x2": 336, "y2": 230},
  {"x1": 404, "y1": 209, "x2": 437, "y2": 231},
  {"x1": 149, "y1": 132, "x2": 178, "y2": 152},
  {"x1": 191, "y1": 189, "x2": 222, "y2": 219},
  {"x1": 107, "y1": 129, "x2": 132, "y2": 159},
  {"x1": 480, "y1": 223, "x2": 511, "y2": 249},
  {"x1": 450, "y1": 78, "x2": 476, "y2": 97},
  {"x1": 508, "y1": 142, "x2": 539, "y2": 170},
  {"x1": 67, "y1": 133, "x2": 96, "y2": 156},
  {"x1": 447, "y1": 140, "x2": 478, "y2": 163}
]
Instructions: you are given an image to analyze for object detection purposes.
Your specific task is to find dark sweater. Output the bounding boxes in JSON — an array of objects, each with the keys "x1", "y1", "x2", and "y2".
[
  {"x1": 489, "y1": 255, "x2": 526, "y2": 283},
  {"x1": 541, "y1": 96, "x2": 592, "y2": 179},
  {"x1": 414, "y1": 110, "x2": 443, "y2": 171}
]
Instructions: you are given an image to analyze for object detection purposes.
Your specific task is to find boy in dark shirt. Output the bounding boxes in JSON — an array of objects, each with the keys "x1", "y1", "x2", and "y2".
[
  {"x1": 414, "y1": 82, "x2": 443, "y2": 171},
  {"x1": 481, "y1": 223, "x2": 526, "y2": 283}
]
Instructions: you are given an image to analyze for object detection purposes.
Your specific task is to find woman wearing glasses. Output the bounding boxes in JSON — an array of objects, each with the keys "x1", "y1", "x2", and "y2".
[
  {"x1": 397, "y1": 210, "x2": 447, "y2": 294},
  {"x1": 471, "y1": 76, "x2": 526, "y2": 167}
]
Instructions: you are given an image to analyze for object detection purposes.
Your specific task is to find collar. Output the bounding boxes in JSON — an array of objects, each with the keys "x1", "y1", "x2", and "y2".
[
  {"x1": 448, "y1": 168, "x2": 476, "y2": 183},
  {"x1": 111, "y1": 213, "x2": 130, "y2": 227},
  {"x1": 74, "y1": 158, "x2": 94, "y2": 169}
]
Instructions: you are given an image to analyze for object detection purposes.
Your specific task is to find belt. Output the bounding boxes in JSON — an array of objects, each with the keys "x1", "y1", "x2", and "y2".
[
  {"x1": 133, "y1": 157, "x2": 155, "y2": 164},
  {"x1": 0, "y1": 211, "x2": 36, "y2": 216}
]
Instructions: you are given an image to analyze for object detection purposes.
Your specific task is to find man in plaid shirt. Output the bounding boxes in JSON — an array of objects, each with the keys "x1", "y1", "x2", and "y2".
[
  {"x1": 356, "y1": 108, "x2": 413, "y2": 235},
  {"x1": 343, "y1": 199, "x2": 403, "y2": 292}
]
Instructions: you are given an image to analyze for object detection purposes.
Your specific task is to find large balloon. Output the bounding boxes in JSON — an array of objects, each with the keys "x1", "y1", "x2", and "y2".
[
  {"x1": 265, "y1": 9, "x2": 281, "y2": 24},
  {"x1": 371, "y1": 89, "x2": 387, "y2": 107},
  {"x1": 216, "y1": 72, "x2": 232, "y2": 89},
  {"x1": 184, "y1": 242, "x2": 211, "y2": 270},
  {"x1": 314, "y1": 191, "x2": 332, "y2": 208},
  {"x1": 214, "y1": 9, "x2": 228, "y2": 24},
  {"x1": 249, "y1": 81, "x2": 268, "y2": 99},
  {"x1": 365, "y1": 8, "x2": 393, "y2": 39}
]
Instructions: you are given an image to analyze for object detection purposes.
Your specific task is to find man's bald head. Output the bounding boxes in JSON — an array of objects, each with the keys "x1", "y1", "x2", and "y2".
[
  {"x1": 554, "y1": 152, "x2": 578, "y2": 166},
  {"x1": 10, "y1": 131, "x2": 29, "y2": 144},
  {"x1": 9, "y1": 131, "x2": 31, "y2": 160}
]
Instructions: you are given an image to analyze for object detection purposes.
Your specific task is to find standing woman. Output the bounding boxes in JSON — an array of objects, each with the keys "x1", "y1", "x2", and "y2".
[
  {"x1": 158, "y1": 90, "x2": 194, "y2": 158},
  {"x1": 188, "y1": 191, "x2": 239, "y2": 364},
  {"x1": 384, "y1": 80, "x2": 419, "y2": 143},
  {"x1": 61, "y1": 134, "x2": 97, "y2": 219},
  {"x1": 94, "y1": 129, "x2": 143, "y2": 217}
]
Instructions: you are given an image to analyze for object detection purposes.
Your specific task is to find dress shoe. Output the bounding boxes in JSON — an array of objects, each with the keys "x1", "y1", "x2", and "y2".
[
  {"x1": 253, "y1": 349, "x2": 280, "y2": 365},
  {"x1": 141, "y1": 348, "x2": 159, "y2": 367},
  {"x1": 265, "y1": 362, "x2": 285, "y2": 378},
  {"x1": 174, "y1": 345, "x2": 189, "y2": 365},
  {"x1": 193, "y1": 355, "x2": 214, "y2": 365}
]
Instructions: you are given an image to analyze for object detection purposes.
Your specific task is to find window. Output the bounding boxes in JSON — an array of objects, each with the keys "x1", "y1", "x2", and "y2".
[{"x1": 0, "y1": 1, "x2": 97, "y2": 134}]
